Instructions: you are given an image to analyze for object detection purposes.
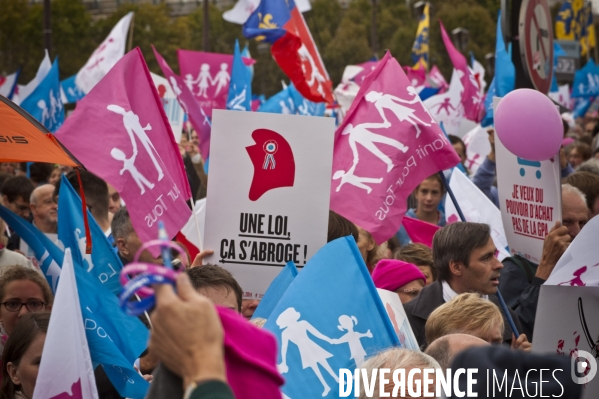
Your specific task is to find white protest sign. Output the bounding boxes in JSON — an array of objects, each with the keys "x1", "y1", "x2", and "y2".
[
  {"x1": 532, "y1": 286, "x2": 599, "y2": 397},
  {"x1": 494, "y1": 97, "x2": 562, "y2": 264},
  {"x1": 377, "y1": 288, "x2": 420, "y2": 351},
  {"x1": 545, "y1": 215, "x2": 599, "y2": 286},
  {"x1": 204, "y1": 110, "x2": 334, "y2": 299},
  {"x1": 150, "y1": 72, "x2": 184, "y2": 143},
  {"x1": 445, "y1": 168, "x2": 510, "y2": 260}
]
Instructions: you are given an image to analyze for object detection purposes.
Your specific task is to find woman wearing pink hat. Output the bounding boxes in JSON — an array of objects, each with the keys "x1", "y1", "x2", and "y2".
[{"x1": 371, "y1": 259, "x2": 426, "y2": 304}]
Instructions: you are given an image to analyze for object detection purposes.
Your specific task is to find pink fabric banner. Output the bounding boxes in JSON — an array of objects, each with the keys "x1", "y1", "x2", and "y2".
[
  {"x1": 56, "y1": 48, "x2": 191, "y2": 247},
  {"x1": 404, "y1": 65, "x2": 426, "y2": 88},
  {"x1": 401, "y1": 216, "x2": 440, "y2": 248},
  {"x1": 330, "y1": 51, "x2": 460, "y2": 244},
  {"x1": 178, "y1": 50, "x2": 254, "y2": 117},
  {"x1": 153, "y1": 46, "x2": 211, "y2": 161},
  {"x1": 439, "y1": 21, "x2": 484, "y2": 122}
]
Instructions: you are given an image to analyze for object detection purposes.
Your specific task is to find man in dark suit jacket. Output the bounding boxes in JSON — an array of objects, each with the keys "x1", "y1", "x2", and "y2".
[{"x1": 404, "y1": 222, "x2": 523, "y2": 349}]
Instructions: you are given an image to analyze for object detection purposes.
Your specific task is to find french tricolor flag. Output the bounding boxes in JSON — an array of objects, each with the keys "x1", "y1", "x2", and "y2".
[{"x1": 33, "y1": 249, "x2": 98, "y2": 399}]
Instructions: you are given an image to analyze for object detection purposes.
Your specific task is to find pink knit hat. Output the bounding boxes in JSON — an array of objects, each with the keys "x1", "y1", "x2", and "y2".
[{"x1": 372, "y1": 259, "x2": 426, "y2": 292}]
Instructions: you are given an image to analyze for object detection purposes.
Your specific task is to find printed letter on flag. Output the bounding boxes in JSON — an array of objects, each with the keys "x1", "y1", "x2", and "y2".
[
  {"x1": 56, "y1": 48, "x2": 192, "y2": 248},
  {"x1": 243, "y1": 0, "x2": 333, "y2": 103},
  {"x1": 33, "y1": 249, "x2": 98, "y2": 399},
  {"x1": 330, "y1": 51, "x2": 460, "y2": 244},
  {"x1": 76, "y1": 12, "x2": 133, "y2": 94}
]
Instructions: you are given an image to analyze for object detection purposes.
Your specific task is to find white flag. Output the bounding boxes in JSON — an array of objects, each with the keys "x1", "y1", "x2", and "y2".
[
  {"x1": 445, "y1": 168, "x2": 510, "y2": 260},
  {"x1": 423, "y1": 70, "x2": 465, "y2": 136},
  {"x1": 33, "y1": 249, "x2": 99, "y2": 399},
  {"x1": 545, "y1": 215, "x2": 599, "y2": 286},
  {"x1": 180, "y1": 198, "x2": 206, "y2": 251},
  {"x1": 13, "y1": 51, "x2": 51, "y2": 105},
  {"x1": 0, "y1": 71, "x2": 19, "y2": 99},
  {"x1": 462, "y1": 124, "x2": 491, "y2": 175},
  {"x1": 75, "y1": 12, "x2": 133, "y2": 94}
]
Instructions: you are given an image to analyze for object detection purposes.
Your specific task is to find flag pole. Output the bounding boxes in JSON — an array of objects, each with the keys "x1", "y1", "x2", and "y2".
[
  {"x1": 190, "y1": 199, "x2": 203, "y2": 252},
  {"x1": 438, "y1": 170, "x2": 520, "y2": 338}
]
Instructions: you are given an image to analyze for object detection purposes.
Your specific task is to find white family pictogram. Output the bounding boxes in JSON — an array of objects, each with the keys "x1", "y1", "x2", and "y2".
[
  {"x1": 298, "y1": 45, "x2": 327, "y2": 98},
  {"x1": 276, "y1": 308, "x2": 373, "y2": 397},
  {"x1": 185, "y1": 63, "x2": 232, "y2": 99},
  {"x1": 169, "y1": 76, "x2": 188, "y2": 113},
  {"x1": 333, "y1": 86, "x2": 435, "y2": 194},
  {"x1": 107, "y1": 105, "x2": 164, "y2": 194},
  {"x1": 37, "y1": 89, "x2": 63, "y2": 128}
]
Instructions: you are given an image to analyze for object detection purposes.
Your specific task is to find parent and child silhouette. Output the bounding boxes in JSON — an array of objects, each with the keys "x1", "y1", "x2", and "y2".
[{"x1": 276, "y1": 307, "x2": 373, "y2": 397}]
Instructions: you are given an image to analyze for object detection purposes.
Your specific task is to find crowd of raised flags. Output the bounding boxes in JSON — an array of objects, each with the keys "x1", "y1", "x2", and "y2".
[{"x1": 1, "y1": 0, "x2": 599, "y2": 398}]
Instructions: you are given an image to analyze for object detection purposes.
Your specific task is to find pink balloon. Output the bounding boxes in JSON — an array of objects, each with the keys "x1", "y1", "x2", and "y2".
[{"x1": 494, "y1": 89, "x2": 563, "y2": 161}]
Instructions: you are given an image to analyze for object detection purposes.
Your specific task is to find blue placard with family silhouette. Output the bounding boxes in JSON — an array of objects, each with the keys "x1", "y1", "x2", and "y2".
[{"x1": 264, "y1": 236, "x2": 400, "y2": 398}]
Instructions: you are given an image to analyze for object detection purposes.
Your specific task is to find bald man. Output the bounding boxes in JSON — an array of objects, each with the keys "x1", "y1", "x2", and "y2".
[
  {"x1": 8, "y1": 184, "x2": 61, "y2": 266},
  {"x1": 425, "y1": 333, "x2": 489, "y2": 370}
]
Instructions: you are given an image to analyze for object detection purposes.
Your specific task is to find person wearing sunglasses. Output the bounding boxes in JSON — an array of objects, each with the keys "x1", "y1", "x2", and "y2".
[{"x1": 0, "y1": 266, "x2": 53, "y2": 355}]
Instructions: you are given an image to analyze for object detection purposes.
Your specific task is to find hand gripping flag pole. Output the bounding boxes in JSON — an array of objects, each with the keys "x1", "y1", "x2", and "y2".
[{"x1": 438, "y1": 171, "x2": 520, "y2": 338}]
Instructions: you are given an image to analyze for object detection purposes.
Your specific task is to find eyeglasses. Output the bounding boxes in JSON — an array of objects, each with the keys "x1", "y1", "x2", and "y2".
[{"x1": 1, "y1": 300, "x2": 46, "y2": 312}]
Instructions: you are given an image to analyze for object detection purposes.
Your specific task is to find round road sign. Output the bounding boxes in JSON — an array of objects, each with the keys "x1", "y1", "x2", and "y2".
[{"x1": 518, "y1": 0, "x2": 554, "y2": 94}]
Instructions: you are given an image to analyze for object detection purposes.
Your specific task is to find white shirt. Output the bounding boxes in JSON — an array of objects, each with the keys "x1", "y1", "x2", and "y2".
[{"x1": 442, "y1": 281, "x2": 488, "y2": 302}]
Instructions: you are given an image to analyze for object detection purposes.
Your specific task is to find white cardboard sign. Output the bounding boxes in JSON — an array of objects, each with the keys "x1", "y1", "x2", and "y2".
[
  {"x1": 150, "y1": 72, "x2": 184, "y2": 143},
  {"x1": 532, "y1": 286, "x2": 599, "y2": 398},
  {"x1": 203, "y1": 110, "x2": 335, "y2": 299},
  {"x1": 377, "y1": 288, "x2": 420, "y2": 351},
  {"x1": 494, "y1": 98, "x2": 562, "y2": 264}
]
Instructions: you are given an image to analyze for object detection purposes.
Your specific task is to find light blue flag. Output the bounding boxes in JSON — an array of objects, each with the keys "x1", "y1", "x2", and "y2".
[
  {"x1": 573, "y1": 97, "x2": 593, "y2": 119},
  {"x1": 259, "y1": 86, "x2": 296, "y2": 114},
  {"x1": 57, "y1": 175, "x2": 123, "y2": 295},
  {"x1": 572, "y1": 59, "x2": 599, "y2": 97},
  {"x1": 550, "y1": 43, "x2": 567, "y2": 93},
  {"x1": 0, "y1": 205, "x2": 63, "y2": 293},
  {"x1": 0, "y1": 205, "x2": 149, "y2": 398},
  {"x1": 74, "y1": 260, "x2": 150, "y2": 398},
  {"x1": 264, "y1": 237, "x2": 400, "y2": 398},
  {"x1": 482, "y1": 11, "x2": 515, "y2": 126},
  {"x1": 252, "y1": 261, "x2": 298, "y2": 320},
  {"x1": 60, "y1": 74, "x2": 85, "y2": 103},
  {"x1": 226, "y1": 40, "x2": 252, "y2": 111},
  {"x1": 481, "y1": 77, "x2": 497, "y2": 127},
  {"x1": 288, "y1": 84, "x2": 326, "y2": 116},
  {"x1": 20, "y1": 58, "x2": 64, "y2": 132},
  {"x1": 241, "y1": 44, "x2": 254, "y2": 81},
  {"x1": 494, "y1": 11, "x2": 515, "y2": 98}
]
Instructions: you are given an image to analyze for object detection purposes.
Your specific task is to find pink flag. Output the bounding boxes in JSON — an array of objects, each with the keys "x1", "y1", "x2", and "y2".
[
  {"x1": 404, "y1": 65, "x2": 426, "y2": 88},
  {"x1": 218, "y1": 307, "x2": 284, "y2": 398},
  {"x1": 427, "y1": 65, "x2": 449, "y2": 92},
  {"x1": 401, "y1": 216, "x2": 440, "y2": 248},
  {"x1": 439, "y1": 22, "x2": 484, "y2": 122},
  {"x1": 330, "y1": 51, "x2": 460, "y2": 244},
  {"x1": 33, "y1": 249, "x2": 98, "y2": 399},
  {"x1": 178, "y1": 50, "x2": 253, "y2": 117},
  {"x1": 153, "y1": 46, "x2": 211, "y2": 161},
  {"x1": 56, "y1": 48, "x2": 192, "y2": 248}
]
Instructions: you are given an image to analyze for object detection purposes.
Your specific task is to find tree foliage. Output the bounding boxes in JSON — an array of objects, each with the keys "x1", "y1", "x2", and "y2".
[{"x1": 0, "y1": 0, "x2": 499, "y2": 98}]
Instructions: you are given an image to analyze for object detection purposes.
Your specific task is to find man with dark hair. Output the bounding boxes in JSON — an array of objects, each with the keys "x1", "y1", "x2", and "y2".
[
  {"x1": 186, "y1": 265, "x2": 243, "y2": 313},
  {"x1": 55, "y1": 170, "x2": 113, "y2": 240},
  {"x1": 29, "y1": 162, "x2": 54, "y2": 186},
  {"x1": 327, "y1": 210, "x2": 359, "y2": 243},
  {"x1": 112, "y1": 206, "x2": 161, "y2": 265},
  {"x1": 403, "y1": 222, "x2": 523, "y2": 348},
  {"x1": 1, "y1": 176, "x2": 35, "y2": 219}
]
